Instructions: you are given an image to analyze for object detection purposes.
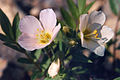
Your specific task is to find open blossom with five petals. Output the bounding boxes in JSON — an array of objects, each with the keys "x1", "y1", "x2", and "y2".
[
  {"x1": 79, "y1": 11, "x2": 114, "y2": 56},
  {"x1": 18, "y1": 9, "x2": 61, "y2": 51}
]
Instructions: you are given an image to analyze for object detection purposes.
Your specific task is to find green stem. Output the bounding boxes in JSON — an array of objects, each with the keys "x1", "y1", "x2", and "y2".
[
  {"x1": 44, "y1": 48, "x2": 53, "y2": 61},
  {"x1": 50, "y1": 46, "x2": 55, "y2": 55},
  {"x1": 49, "y1": 46, "x2": 55, "y2": 60},
  {"x1": 24, "y1": 51, "x2": 42, "y2": 72}
]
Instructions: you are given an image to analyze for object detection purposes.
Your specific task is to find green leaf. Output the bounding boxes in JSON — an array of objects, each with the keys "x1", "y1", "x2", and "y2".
[
  {"x1": 34, "y1": 49, "x2": 42, "y2": 60},
  {"x1": 72, "y1": 66, "x2": 88, "y2": 74},
  {"x1": 4, "y1": 42, "x2": 25, "y2": 53},
  {"x1": 12, "y1": 12, "x2": 21, "y2": 41},
  {"x1": 109, "y1": 0, "x2": 120, "y2": 16},
  {"x1": 17, "y1": 57, "x2": 31, "y2": 64},
  {"x1": 0, "y1": 33, "x2": 8, "y2": 42},
  {"x1": 44, "y1": 75, "x2": 63, "y2": 80},
  {"x1": 31, "y1": 70, "x2": 44, "y2": 80},
  {"x1": 78, "y1": 0, "x2": 86, "y2": 15},
  {"x1": 83, "y1": 1, "x2": 95, "y2": 14},
  {"x1": 31, "y1": 71, "x2": 38, "y2": 80},
  {"x1": 114, "y1": 77, "x2": 120, "y2": 80},
  {"x1": 67, "y1": 0, "x2": 79, "y2": 19},
  {"x1": 40, "y1": 54, "x2": 51, "y2": 70},
  {"x1": 115, "y1": 68, "x2": 120, "y2": 73},
  {"x1": 59, "y1": 41, "x2": 63, "y2": 51},
  {"x1": 0, "y1": 9, "x2": 14, "y2": 40},
  {"x1": 60, "y1": 8, "x2": 76, "y2": 29}
]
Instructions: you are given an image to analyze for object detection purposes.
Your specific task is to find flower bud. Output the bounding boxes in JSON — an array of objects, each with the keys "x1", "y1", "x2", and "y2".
[
  {"x1": 69, "y1": 40, "x2": 78, "y2": 47},
  {"x1": 62, "y1": 26, "x2": 70, "y2": 33},
  {"x1": 48, "y1": 58, "x2": 60, "y2": 78},
  {"x1": 69, "y1": 40, "x2": 76, "y2": 45}
]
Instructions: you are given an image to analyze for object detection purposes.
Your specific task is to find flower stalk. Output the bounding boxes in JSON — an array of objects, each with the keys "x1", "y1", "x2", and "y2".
[{"x1": 24, "y1": 51, "x2": 42, "y2": 72}]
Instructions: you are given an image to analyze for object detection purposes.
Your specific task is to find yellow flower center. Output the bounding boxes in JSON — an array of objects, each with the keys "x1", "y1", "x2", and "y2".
[
  {"x1": 83, "y1": 29, "x2": 100, "y2": 41},
  {"x1": 35, "y1": 29, "x2": 51, "y2": 44}
]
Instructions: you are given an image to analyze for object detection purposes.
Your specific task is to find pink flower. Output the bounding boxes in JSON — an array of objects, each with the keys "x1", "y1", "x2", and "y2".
[
  {"x1": 18, "y1": 9, "x2": 61, "y2": 51},
  {"x1": 79, "y1": 11, "x2": 114, "y2": 56}
]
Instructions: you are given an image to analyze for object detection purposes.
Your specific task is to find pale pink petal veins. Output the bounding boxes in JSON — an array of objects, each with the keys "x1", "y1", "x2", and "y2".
[
  {"x1": 79, "y1": 14, "x2": 89, "y2": 32},
  {"x1": 35, "y1": 44, "x2": 49, "y2": 50},
  {"x1": 40, "y1": 9, "x2": 57, "y2": 32},
  {"x1": 19, "y1": 16, "x2": 43, "y2": 34},
  {"x1": 51, "y1": 23, "x2": 61, "y2": 41},
  {"x1": 18, "y1": 33, "x2": 38, "y2": 51},
  {"x1": 98, "y1": 26, "x2": 114, "y2": 45},
  {"x1": 88, "y1": 11, "x2": 106, "y2": 25}
]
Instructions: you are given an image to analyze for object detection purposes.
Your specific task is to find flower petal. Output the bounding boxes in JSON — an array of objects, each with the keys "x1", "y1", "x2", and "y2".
[
  {"x1": 51, "y1": 23, "x2": 61, "y2": 41},
  {"x1": 19, "y1": 16, "x2": 43, "y2": 34},
  {"x1": 82, "y1": 39, "x2": 100, "y2": 51},
  {"x1": 82, "y1": 39, "x2": 105, "y2": 56},
  {"x1": 98, "y1": 26, "x2": 114, "y2": 44},
  {"x1": 79, "y1": 14, "x2": 89, "y2": 32},
  {"x1": 35, "y1": 44, "x2": 48, "y2": 49},
  {"x1": 93, "y1": 45, "x2": 105, "y2": 56},
  {"x1": 88, "y1": 23, "x2": 102, "y2": 32},
  {"x1": 80, "y1": 32, "x2": 84, "y2": 46},
  {"x1": 88, "y1": 11, "x2": 106, "y2": 25},
  {"x1": 40, "y1": 9, "x2": 57, "y2": 32},
  {"x1": 18, "y1": 33, "x2": 38, "y2": 51}
]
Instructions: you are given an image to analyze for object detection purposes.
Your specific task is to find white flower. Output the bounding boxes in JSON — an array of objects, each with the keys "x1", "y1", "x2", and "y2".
[
  {"x1": 18, "y1": 9, "x2": 61, "y2": 51},
  {"x1": 48, "y1": 58, "x2": 60, "y2": 78},
  {"x1": 79, "y1": 11, "x2": 114, "y2": 56}
]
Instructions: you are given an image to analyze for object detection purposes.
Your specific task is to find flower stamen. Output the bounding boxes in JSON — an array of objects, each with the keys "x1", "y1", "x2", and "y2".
[
  {"x1": 36, "y1": 29, "x2": 51, "y2": 44},
  {"x1": 84, "y1": 29, "x2": 100, "y2": 40}
]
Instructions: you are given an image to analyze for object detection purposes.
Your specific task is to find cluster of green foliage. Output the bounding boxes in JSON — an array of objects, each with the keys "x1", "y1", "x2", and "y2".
[{"x1": 0, "y1": 0, "x2": 120, "y2": 80}]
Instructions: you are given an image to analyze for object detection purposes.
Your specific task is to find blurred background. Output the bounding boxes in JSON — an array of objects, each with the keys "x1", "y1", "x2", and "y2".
[{"x1": 0, "y1": 0, "x2": 120, "y2": 80}]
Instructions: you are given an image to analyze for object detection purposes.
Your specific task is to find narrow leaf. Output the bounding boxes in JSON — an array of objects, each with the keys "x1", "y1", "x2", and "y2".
[
  {"x1": 17, "y1": 57, "x2": 31, "y2": 64},
  {"x1": 67, "y1": 0, "x2": 79, "y2": 19},
  {"x1": 60, "y1": 8, "x2": 76, "y2": 29},
  {"x1": 0, "y1": 9, "x2": 14, "y2": 40},
  {"x1": 31, "y1": 71, "x2": 39, "y2": 80},
  {"x1": 12, "y1": 12, "x2": 21, "y2": 41},
  {"x1": 4, "y1": 42, "x2": 25, "y2": 53},
  {"x1": 83, "y1": 1, "x2": 95, "y2": 14},
  {"x1": 78, "y1": 0, "x2": 86, "y2": 15},
  {"x1": 34, "y1": 49, "x2": 42, "y2": 60},
  {"x1": 109, "y1": 0, "x2": 119, "y2": 15},
  {"x1": 0, "y1": 33, "x2": 8, "y2": 42},
  {"x1": 114, "y1": 77, "x2": 120, "y2": 80},
  {"x1": 59, "y1": 41, "x2": 62, "y2": 51}
]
